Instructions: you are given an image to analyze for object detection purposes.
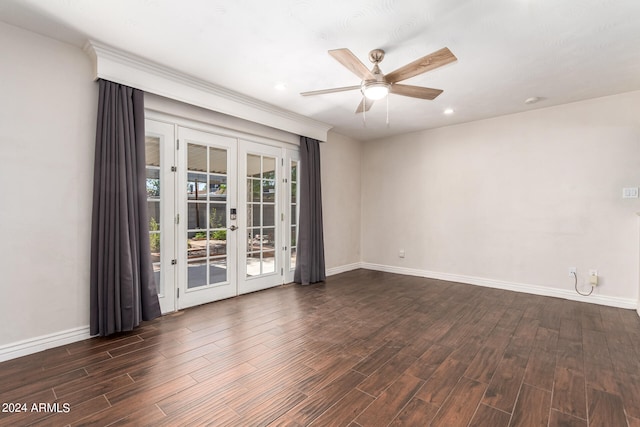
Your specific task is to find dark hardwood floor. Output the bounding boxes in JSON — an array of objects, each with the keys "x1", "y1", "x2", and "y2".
[{"x1": 2, "y1": 269, "x2": 640, "y2": 426}]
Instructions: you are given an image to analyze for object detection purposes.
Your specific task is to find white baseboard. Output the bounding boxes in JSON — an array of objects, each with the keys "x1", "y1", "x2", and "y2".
[
  {"x1": 326, "y1": 262, "x2": 363, "y2": 277},
  {"x1": 360, "y1": 262, "x2": 638, "y2": 310},
  {"x1": 0, "y1": 326, "x2": 92, "y2": 363}
]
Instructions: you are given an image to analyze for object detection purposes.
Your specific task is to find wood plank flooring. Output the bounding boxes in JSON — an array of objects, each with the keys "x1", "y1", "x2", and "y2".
[{"x1": 1, "y1": 269, "x2": 640, "y2": 426}]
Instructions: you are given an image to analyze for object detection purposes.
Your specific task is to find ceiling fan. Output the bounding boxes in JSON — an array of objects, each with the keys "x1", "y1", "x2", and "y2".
[{"x1": 301, "y1": 47, "x2": 457, "y2": 113}]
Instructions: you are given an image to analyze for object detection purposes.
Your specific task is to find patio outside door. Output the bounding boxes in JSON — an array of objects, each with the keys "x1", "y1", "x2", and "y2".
[
  {"x1": 177, "y1": 127, "x2": 238, "y2": 309},
  {"x1": 237, "y1": 140, "x2": 284, "y2": 295}
]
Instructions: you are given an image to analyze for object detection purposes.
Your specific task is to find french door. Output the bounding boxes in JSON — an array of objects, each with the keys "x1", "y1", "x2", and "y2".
[
  {"x1": 145, "y1": 119, "x2": 298, "y2": 312},
  {"x1": 238, "y1": 140, "x2": 282, "y2": 294},
  {"x1": 177, "y1": 127, "x2": 239, "y2": 308},
  {"x1": 145, "y1": 120, "x2": 177, "y2": 314},
  {"x1": 284, "y1": 149, "x2": 300, "y2": 284}
]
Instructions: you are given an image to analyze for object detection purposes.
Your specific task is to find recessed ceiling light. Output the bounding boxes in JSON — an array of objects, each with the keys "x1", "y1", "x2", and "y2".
[
  {"x1": 444, "y1": 108, "x2": 454, "y2": 115},
  {"x1": 524, "y1": 97, "x2": 540, "y2": 105},
  {"x1": 274, "y1": 82, "x2": 287, "y2": 91}
]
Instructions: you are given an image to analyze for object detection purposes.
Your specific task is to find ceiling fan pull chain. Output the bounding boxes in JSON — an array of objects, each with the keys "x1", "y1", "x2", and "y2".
[
  {"x1": 386, "y1": 95, "x2": 390, "y2": 127},
  {"x1": 363, "y1": 98, "x2": 367, "y2": 127}
]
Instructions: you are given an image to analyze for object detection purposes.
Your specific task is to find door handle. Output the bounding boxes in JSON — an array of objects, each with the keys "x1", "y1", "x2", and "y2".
[{"x1": 228, "y1": 225, "x2": 238, "y2": 231}]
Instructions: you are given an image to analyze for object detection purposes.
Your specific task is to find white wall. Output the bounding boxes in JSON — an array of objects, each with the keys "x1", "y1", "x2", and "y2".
[
  {"x1": 0, "y1": 22, "x2": 97, "y2": 348},
  {"x1": 361, "y1": 91, "x2": 640, "y2": 307},
  {"x1": 322, "y1": 131, "x2": 362, "y2": 273}
]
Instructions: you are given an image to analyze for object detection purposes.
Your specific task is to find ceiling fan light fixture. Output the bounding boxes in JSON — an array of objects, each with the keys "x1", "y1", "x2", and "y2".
[{"x1": 362, "y1": 81, "x2": 390, "y2": 100}]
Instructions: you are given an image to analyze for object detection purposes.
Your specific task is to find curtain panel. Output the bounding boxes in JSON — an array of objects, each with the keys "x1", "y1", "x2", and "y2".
[
  {"x1": 90, "y1": 79, "x2": 161, "y2": 336},
  {"x1": 294, "y1": 136, "x2": 326, "y2": 285}
]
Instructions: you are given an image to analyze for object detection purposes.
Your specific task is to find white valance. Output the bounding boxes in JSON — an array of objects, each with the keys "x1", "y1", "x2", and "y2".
[{"x1": 84, "y1": 41, "x2": 332, "y2": 141}]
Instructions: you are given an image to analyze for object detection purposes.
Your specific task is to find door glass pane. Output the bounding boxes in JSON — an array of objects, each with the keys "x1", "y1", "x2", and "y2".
[
  {"x1": 187, "y1": 173, "x2": 207, "y2": 200},
  {"x1": 290, "y1": 247, "x2": 296, "y2": 269},
  {"x1": 148, "y1": 201, "x2": 160, "y2": 230},
  {"x1": 245, "y1": 153, "x2": 279, "y2": 278},
  {"x1": 188, "y1": 203, "x2": 207, "y2": 230},
  {"x1": 263, "y1": 157, "x2": 276, "y2": 179},
  {"x1": 263, "y1": 251, "x2": 276, "y2": 274},
  {"x1": 209, "y1": 257, "x2": 227, "y2": 284},
  {"x1": 209, "y1": 176, "x2": 227, "y2": 201},
  {"x1": 248, "y1": 179, "x2": 260, "y2": 202},
  {"x1": 188, "y1": 259, "x2": 207, "y2": 289},
  {"x1": 150, "y1": 232, "x2": 161, "y2": 293},
  {"x1": 247, "y1": 154, "x2": 261, "y2": 177},
  {"x1": 209, "y1": 231, "x2": 227, "y2": 256},
  {"x1": 291, "y1": 182, "x2": 297, "y2": 203},
  {"x1": 210, "y1": 203, "x2": 226, "y2": 228},
  {"x1": 149, "y1": 233, "x2": 161, "y2": 260},
  {"x1": 262, "y1": 228, "x2": 275, "y2": 250},
  {"x1": 146, "y1": 136, "x2": 161, "y2": 294},
  {"x1": 146, "y1": 169, "x2": 160, "y2": 199},
  {"x1": 263, "y1": 179, "x2": 276, "y2": 202},
  {"x1": 188, "y1": 143, "x2": 207, "y2": 172},
  {"x1": 209, "y1": 147, "x2": 227, "y2": 174},
  {"x1": 290, "y1": 159, "x2": 299, "y2": 271},
  {"x1": 247, "y1": 229, "x2": 256, "y2": 253},
  {"x1": 247, "y1": 252, "x2": 260, "y2": 277},
  {"x1": 145, "y1": 137, "x2": 160, "y2": 167},
  {"x1": 187, "y1": 143, "x2": 230, "y2": 288},
  {"x1": 248, "y1": 204, "x2": 260, "y2": 227},
  {"x1": 188, "y1": 231, "x2": 208, "y2": 259},
  {"x1": 263, "y1": 205, "x2": 275, "y2": 227}
]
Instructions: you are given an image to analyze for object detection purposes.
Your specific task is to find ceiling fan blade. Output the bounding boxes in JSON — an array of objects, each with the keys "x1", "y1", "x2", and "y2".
[
  {"x1": 385, "y1": 47, "x2": 457, "y2": 83},
  {"x1": 390, "y1": 84, "x2": 443, "y2": 100},
  {"x1": 300, "y1": 85, "x2": 361, "y2": 96},
  {"x1": 355, "y1": 98, "x2": 374, "y2": 114},
  {"x1": 329, "y1": 48, "x2": 375, "y2": 81}
]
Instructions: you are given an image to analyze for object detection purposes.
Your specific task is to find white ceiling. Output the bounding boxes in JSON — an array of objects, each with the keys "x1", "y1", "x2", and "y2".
[{"x1": 2, "y1": 0, "x2": 640, "y2": 141}]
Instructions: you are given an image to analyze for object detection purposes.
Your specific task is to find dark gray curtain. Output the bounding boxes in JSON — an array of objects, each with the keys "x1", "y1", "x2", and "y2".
[
  {"x1": 90, "y1": 79, "x2": 161, "y2": 336},
  {"x1": 294, "y1": 136, "x2": 326, "y2": 284}
]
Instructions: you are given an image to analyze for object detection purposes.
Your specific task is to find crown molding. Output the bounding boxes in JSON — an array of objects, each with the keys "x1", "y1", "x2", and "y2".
[{"x1": 83, "y1": 40, "x2": 332, "y2": 141}]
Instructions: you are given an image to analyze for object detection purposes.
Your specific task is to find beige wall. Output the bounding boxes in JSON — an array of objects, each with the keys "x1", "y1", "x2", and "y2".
[
  {"x1": 361, "y1": 91, "x2": 640, "y2": 305},
  {"x1": 0, "y1": 22, "x2": 97, "y2": 347},
  {"x1": 321, "y1": 131, "x2": 362, "y2": 272}
]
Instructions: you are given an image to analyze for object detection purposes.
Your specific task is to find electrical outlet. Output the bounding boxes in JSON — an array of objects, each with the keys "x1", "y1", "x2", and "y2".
[
  {"x1": 399, "y1": 249, "x2": 405, "y2": 258},
  {"x1": 568, "y1": 267, "x2": 576, "y2": 277},
  {"x1": 589, "y1": 270, "x2": 598, "y2": 286}
]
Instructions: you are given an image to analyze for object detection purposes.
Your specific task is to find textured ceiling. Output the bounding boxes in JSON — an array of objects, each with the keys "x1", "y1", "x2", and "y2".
[{"x1": 2, "y1": 0, "x2": 640, "y2": 141}]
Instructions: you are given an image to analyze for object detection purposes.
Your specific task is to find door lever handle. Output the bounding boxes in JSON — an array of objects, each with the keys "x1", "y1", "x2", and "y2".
[{"x1": 228, "y1": 225, "x2": 238, "y2": 231}]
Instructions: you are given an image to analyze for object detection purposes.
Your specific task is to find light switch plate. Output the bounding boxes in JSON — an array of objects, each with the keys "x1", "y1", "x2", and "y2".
[{"x1": 622, "y1": 187, "x2": 638, "y2": 198}]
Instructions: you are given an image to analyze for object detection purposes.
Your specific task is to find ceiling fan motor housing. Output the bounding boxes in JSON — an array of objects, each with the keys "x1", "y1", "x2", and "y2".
[
  {"x1": 362, "y1": 50, "x2": 390, "y2": 100},
  {"x1": 368, "y1": 49, "x2": 385, "y2": 64}
]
